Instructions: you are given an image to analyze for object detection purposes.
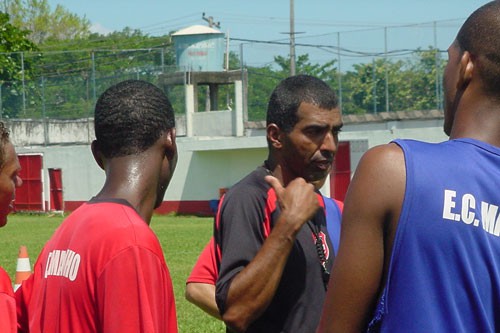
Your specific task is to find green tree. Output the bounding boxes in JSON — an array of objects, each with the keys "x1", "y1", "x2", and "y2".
[
  {"x1": 246, "y1": 64, "x2": 284, "y2": 121},
  {"x1": 0, "y1": 11, "x2": 38, "y2": 118},
  {"x1": 0, "y1": 11, "x2": 38, "y2": 77},
  {"x1": 339, "y1": 48, "x2": 445, "y2": 115},
  {"x1": 26, "y1": 27, "x2": 177, "y2": 119},
  {"x1": 6, "y1": 0, "x2": 90, "y2": 44},
  {"x1": 245, "y1": 53, "x2": 338, "y2": 121},
  {"x1": 274, "y1": 54, "x2": 337, "y2": 84},
  {"x1": 402, "y1": 47, "x2": 444, "y2": 111},
  {"x1": 339, "y1": 58, "x2": 388, "y2": 114}
]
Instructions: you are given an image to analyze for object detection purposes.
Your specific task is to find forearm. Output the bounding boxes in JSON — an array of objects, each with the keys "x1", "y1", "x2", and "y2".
[
  {"x1": 218, "y1": 176, "x2": 319, "y2": 332},
  {"x1": 222, "y1": 215, "x2": 300, "y2": 332},
  {"x1": 185, "y1": 283, "x2": 221, "y2": 320}
]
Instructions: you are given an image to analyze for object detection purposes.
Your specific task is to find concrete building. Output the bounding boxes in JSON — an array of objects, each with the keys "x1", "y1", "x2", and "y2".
[{"x1": 8, "y1": 100, "x2": 447, "y2": 216}]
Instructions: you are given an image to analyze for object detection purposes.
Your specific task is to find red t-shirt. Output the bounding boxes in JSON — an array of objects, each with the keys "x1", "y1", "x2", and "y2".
[
  {"x1": 0, "y1": 266, "x2": 15, "y2": 333},
  {"x1": 16, "y1": 199, "x2": 178, "y2": 333},
  {"x1": 186, "y1": 237, "x2": 217, "y2": 285}
]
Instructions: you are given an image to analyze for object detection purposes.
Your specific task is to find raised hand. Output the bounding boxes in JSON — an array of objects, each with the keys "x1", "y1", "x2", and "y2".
[{"x1": 265, "y1": 175, "x2": 319, "y2": 232}]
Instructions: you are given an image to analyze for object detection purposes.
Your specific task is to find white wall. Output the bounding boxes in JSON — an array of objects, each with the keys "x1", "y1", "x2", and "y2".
[
  {"x1": 168, "y1": 148, "x2": 267, "y2": 201},
  {"x1": 16, "y1": 145, "x2": 103, "y2": 204},
  {"x1": 10, "y1": 115, "x2": 449, "y2": 205},
  {"x1": 169, "y1": 136, "x2": 267, "y2": 201}
]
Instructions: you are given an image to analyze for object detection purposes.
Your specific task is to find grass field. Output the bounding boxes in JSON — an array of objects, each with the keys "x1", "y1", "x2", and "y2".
[{"x1": 0, "y1": 213, "x2": 225, "y2": 333}]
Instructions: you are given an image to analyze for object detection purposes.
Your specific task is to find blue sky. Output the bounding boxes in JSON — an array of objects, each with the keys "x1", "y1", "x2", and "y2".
[{"x1": 47, "y1": 0, "x2": 491, "y2": 67}]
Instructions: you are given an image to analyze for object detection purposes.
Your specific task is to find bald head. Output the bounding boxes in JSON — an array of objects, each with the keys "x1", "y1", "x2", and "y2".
[{"x1": 457, "y1": 1, "x2": 500, "y2": 99}]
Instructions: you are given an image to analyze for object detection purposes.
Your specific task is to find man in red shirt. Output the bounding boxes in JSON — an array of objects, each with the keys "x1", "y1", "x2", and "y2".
[
  {"x1": 16, "y1": 80, "x2": 178, "y2": 333},
  {"x1": 0, "y1": 121, "x2": 23, "y2": 333}
]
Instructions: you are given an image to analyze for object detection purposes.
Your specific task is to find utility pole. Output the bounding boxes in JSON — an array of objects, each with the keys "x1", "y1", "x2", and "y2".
[
  {"x1": 290, "y1": 0, "x2": 296, "y2": 76},
  {"x1": 202, "y1": 12, "x2": 220, "y2": 28}
]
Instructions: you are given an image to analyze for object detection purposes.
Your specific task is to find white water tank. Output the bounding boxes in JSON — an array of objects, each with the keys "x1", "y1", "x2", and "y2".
[{"x1": 172, "y1": 25, "x2": 225, "y2": 72}]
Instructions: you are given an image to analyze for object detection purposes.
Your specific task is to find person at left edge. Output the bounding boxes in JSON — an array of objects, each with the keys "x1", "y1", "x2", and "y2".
[
  {"x1": 15, "y1": 80, "x2": 178, "y2": 333},
  {"x1": 0, "y1": 121, "x2": 23, "y2": 333}
]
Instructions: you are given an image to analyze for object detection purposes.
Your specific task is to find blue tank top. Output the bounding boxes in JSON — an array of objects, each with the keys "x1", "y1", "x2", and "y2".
[{"x1": 368, "y1": 138, "x2": 500, "y2": 332}]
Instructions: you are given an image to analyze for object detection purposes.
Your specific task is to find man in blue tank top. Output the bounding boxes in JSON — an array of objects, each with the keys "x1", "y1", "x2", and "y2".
[{"x1": 317, "y1": 2, "x2": 500, "y2": 332}]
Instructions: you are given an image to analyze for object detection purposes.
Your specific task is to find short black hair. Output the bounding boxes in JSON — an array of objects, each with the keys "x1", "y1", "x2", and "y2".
[
  {"x1": 456, "y1": 1, "x2": 500, "y2": 98},
  {"x1": 94, "y1": 80, "x2": 175, "y2": 158},
  {"x1": 266, "y1": 75, "x2": 338, "y2": 132}
]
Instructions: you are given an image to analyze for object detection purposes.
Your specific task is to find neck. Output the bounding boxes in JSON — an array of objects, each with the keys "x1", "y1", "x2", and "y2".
[
  {"x1": 449, "y1": 94, "x2": 500, "y2": 147},
  {"x1": 264, "y1": 157, "x2": 291, "y2": 187},
  {"x1": 96, "y1": 154, "x2": 160, "y2": 224}
]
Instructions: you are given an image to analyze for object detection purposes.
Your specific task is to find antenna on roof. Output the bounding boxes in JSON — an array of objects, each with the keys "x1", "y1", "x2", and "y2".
[{"x1": 202, "y1": 12, "x2": 220, "y2": 28}]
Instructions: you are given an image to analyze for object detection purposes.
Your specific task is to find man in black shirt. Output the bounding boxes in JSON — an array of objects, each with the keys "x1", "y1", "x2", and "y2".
[{"x1": 215, "y1": 75, "x2": 343, "y2": 333}]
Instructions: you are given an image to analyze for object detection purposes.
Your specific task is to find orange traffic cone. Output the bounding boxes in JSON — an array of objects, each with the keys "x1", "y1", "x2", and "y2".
[{"x1": 14, "y1": 245, "x2": 32, "y2": 291}]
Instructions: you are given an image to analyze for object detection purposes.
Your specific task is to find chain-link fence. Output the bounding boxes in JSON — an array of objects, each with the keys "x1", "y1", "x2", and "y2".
[
  {"x1": 233, "y1": 19, "x2": 464, "y2": 120},
  {"x1": 0, "y1": 48, "x2": 187, "y2": 120},
  {"x1": 0, "y1": 19, "x2": 464, "y2": 123}
]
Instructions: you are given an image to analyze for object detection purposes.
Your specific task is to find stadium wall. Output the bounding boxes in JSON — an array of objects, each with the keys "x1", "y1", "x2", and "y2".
[{"x1": 9, "y1": 109, "x2": 448, "y2": 215}]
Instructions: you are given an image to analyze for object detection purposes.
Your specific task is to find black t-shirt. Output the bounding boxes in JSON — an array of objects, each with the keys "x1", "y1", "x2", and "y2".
[{"x1": 214, "y1": 166, "x2": 334, "y2": 333}]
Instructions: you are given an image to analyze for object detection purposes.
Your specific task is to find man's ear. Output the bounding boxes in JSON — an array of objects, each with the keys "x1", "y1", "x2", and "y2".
[
  {"x1": 91, "y1": 140, "x2": 105, "y2": 170},
  {"x1": 457, "y1": 50, "x2": 474, "y2": 89},
  {"x1": 163, "y1": 128, "x2": 177, "y2": 161},
  {"x1": 267, "y1": 124, "x2": 283, "y2": 149}
]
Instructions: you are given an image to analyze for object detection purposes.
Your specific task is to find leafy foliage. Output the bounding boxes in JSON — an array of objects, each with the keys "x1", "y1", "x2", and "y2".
[
  {"x1": 0, "y1": 11, "x2": 39, "y2": 118},
  {"x1": 0, "y1": 0, "x2": 448, "y2": 120},
  {"x1": 339, "y1": 47, "x2": 445, "y2": 115},
  {"x1": 27, "y1": 27, "x2": 176, "y2": 119},
  {"x1": 246, "y1": 54, "x2": 338, "y2": 121},
  {"x1": 6, "y1": 0, "x2": 91, "y2": 44}
]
